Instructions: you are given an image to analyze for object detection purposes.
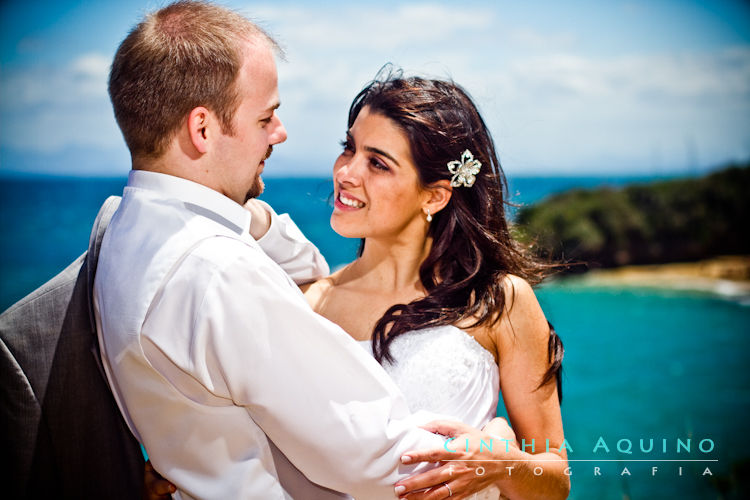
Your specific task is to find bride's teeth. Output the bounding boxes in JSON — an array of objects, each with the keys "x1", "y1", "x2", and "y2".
[{"x1": 339, "y1": 194, "x2": 364, "y2": 208}]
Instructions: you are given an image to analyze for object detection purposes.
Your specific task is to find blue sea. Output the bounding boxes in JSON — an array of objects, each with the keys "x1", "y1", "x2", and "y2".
[{"x1": 1, "y1": 175, "x2": 748, "y2": 499}]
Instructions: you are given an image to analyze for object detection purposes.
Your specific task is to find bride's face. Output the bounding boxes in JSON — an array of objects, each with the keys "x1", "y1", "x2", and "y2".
[{"x1": 331, "y1": 106, "x2": 428, "y2": 240}]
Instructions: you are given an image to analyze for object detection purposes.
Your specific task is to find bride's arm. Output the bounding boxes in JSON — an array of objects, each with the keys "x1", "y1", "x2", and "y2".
[
  {"x1": 395, "y1": 276, "x2": 569, "y2": 500},
  {"x1": 244, "y1": 199, "x2": 330, "y2": 284},
  {"x1": 491, "y1": 275, "x2": 568, "y2": 499}
]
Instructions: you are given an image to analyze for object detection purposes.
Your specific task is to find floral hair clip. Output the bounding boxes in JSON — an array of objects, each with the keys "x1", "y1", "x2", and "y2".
[{"x1": 447, "y1": 149, "x2": 482, "y2": 188}]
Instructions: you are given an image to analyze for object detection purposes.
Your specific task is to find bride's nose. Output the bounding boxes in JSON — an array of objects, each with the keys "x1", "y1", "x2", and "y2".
[{"x1": 334, "y1": 160, "x2": 363, "y2": 187}]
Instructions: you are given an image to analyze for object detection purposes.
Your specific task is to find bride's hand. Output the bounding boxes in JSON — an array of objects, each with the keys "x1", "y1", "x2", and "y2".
[
  {"x1": 394, "y1": 419, "x2": 518, "y2": 500},
  {"x1": 243, "y1": 199, "x2": 271, "y2": 239}
]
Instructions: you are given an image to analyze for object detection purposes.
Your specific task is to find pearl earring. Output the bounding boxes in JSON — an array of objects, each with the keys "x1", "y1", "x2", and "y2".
[{"x1": 425, "y1": 209, "x2": 432, "y2": 222}]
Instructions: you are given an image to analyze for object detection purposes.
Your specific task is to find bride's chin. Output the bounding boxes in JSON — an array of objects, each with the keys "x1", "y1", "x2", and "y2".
[{"x1": 329, "y1": 220, "x2": 362, "y2": 239}]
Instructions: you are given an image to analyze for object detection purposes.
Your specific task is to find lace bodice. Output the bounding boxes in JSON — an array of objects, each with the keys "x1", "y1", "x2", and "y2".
[
  {"x1": 358, "y1": 325, "x2": 502, "y2": 500},
  {"x1": 359, "y1": 325, "x2": 499, "y2": 429}
]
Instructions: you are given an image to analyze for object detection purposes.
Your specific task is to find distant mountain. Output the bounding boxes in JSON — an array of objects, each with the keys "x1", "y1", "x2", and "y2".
[{"x1": 516, "y1": 163, "x2": 750, "y2": 270}]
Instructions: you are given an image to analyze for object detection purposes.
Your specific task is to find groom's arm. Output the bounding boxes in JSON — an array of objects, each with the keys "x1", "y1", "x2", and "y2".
[{"x1": 142, "y1": 238, "x2": 442, "y2": 499}]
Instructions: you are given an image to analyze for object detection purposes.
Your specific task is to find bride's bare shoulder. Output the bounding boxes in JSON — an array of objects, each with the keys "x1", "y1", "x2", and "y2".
[
  {"x1": 492, "y1": 273, "x2": 549, "y2": 349},
  {"x1": 501, "y1": 274, "x2": 538, "y2": 308}
]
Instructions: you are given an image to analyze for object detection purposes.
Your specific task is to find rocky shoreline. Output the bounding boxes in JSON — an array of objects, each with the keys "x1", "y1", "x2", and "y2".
[{"x1": 555, "y1": 256, "x2": 750, "y2": 298}]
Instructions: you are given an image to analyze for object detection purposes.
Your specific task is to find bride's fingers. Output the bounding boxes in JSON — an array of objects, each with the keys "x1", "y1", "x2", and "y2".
[
  {"x1": 398, "y1": 485, "x2": 447, "y2": 500},
  {"x1": 403, "y1": 442, "x2": 474, "y2": 465},
  {"x1": 395, "y1": 462, "x2": 464, "y2": 495},
  {"x1": 398, "y1": 474, "x2": 480, "y2": 500},
  {"x1": 402, "y1": 445, "x2": 455, "y2": 464}
]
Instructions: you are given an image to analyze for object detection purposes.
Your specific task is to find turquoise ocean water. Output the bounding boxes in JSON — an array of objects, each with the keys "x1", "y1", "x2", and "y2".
[{"x1": 1, "y1": 175, "x2": 748, "y2": 499}]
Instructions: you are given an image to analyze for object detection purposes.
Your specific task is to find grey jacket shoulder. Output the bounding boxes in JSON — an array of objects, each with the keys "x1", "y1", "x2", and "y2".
[{"x1": 0, "y1": 196, "x2": 144, "y2": 499}]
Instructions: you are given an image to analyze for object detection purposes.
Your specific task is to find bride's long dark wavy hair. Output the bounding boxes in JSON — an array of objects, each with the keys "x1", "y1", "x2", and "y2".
[{"x1": 351, "y1": 69, "x2": 564, "y2": 400}]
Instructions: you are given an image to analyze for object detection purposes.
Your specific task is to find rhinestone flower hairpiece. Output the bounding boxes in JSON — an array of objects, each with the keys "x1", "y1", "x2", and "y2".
[{"x1": 447, "y1": 149, "x2": 482, "y2": 188}]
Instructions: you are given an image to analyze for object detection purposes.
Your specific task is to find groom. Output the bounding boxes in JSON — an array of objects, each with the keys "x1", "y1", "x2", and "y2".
[{"x1": 96, "y1": 1, "x2": 446, "y2": 498}]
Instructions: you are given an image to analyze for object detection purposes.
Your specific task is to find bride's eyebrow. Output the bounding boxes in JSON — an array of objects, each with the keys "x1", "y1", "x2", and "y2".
[
  {"x1": 364, "y1": 145, "x2": 400, "y2": 167},
  {"x1": 346, "y1": 130, "x2": 401, "y2": 167}
]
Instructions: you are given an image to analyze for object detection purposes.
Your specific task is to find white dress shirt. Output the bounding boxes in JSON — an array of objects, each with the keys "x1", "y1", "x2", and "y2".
[{"x1": 94, "y1": 170, "x2": 443, "y2": 500}]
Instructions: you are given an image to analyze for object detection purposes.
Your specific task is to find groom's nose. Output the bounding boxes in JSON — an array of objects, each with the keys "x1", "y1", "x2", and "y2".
[{"x1": 269, "y1": 114, "x2": 287, "y2": 145}]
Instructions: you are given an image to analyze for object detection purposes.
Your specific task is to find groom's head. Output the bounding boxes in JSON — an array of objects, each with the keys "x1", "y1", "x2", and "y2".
[{"x1": 109, "y1": 0, "x2": 287, "y2": 203}]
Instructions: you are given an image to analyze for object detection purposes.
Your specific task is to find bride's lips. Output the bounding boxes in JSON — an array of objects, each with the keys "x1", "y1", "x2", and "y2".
[{"x1": 334, "y1": 190, "x2": 365, "y2": 211}]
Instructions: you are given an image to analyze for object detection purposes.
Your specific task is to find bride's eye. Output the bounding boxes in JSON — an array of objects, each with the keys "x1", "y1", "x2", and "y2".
[{"x1": 370, "y1": 157, "x2": 389, "y2": 172}]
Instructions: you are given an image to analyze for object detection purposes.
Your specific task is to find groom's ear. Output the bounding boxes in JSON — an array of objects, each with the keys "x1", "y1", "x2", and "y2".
[
  {"x1": 422, "y1": 179, "x2": 453, "y2": 216},
  {"x1": 187, "y1": 107, "x2": 211, "y2": 154}
]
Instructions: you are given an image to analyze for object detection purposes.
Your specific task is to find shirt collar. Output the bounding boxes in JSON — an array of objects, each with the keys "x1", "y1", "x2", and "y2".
[{"x1": 126, "y1": 170, "x2": 252, "y2": 235}]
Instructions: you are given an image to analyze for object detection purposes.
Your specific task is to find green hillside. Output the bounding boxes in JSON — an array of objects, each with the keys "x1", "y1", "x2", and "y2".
[{"x1": 516, "y1": 164, "x2": 750, "y2": 270}]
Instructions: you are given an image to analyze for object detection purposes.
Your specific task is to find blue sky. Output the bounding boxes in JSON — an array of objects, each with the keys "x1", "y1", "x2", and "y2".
[{"x1": 1, "y1": 0, "x2": 749, "y2": 177}]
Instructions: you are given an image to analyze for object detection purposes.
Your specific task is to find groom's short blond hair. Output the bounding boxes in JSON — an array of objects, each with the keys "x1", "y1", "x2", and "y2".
[{"x1": 109, "y1": 0, "x2": 281, "y2": 159}]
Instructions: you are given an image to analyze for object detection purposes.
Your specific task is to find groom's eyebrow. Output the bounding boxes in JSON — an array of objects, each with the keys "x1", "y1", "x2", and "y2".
[{"x1": 262, "y1": 101, "x2": 281, "y2": 115}]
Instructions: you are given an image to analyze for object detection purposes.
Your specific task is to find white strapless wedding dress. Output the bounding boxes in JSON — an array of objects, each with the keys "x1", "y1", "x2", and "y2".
[{"x1": 358, "y1": 325, "x2": 502, "y2": 500}]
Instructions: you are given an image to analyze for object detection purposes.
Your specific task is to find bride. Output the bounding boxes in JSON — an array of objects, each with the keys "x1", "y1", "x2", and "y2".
[{"x1": 301, "y1": 71, "x2": 568, "y2": 499}]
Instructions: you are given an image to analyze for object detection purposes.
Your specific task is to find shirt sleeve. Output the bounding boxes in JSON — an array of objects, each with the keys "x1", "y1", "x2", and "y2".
[
  {"x1": 148, "y1": 238, "x2": 443, "y2": 499},
  {"x1": 254, "y1": 199, "x2": 330, "y2": 284}
]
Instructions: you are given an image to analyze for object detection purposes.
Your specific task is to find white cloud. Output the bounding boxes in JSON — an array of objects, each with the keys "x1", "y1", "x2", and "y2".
[
  {"x1": 484, "y1": 47, "x2": 750, "y2": 171},
  {"x1": 71, "y1": 53, "x2": 111, "y2": 88},
  {"x1": 502, "y1": 47, "x2": 750, "y2": 103},
  {"x1": 0, "y1": 52, "x2": 117, "y2": 152},
  {"x1": 71, "y1": 53, "x2": 110, "y2": 78},
  {"x1": 2, "y1": 52, "x2": 110, "y2": 108},
  {"x1": 248, "y1": 3, "x2": 494, "y2": 51},
  {"x1": 507, "y1": 27, "x2": 577, "y2": 51}
]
